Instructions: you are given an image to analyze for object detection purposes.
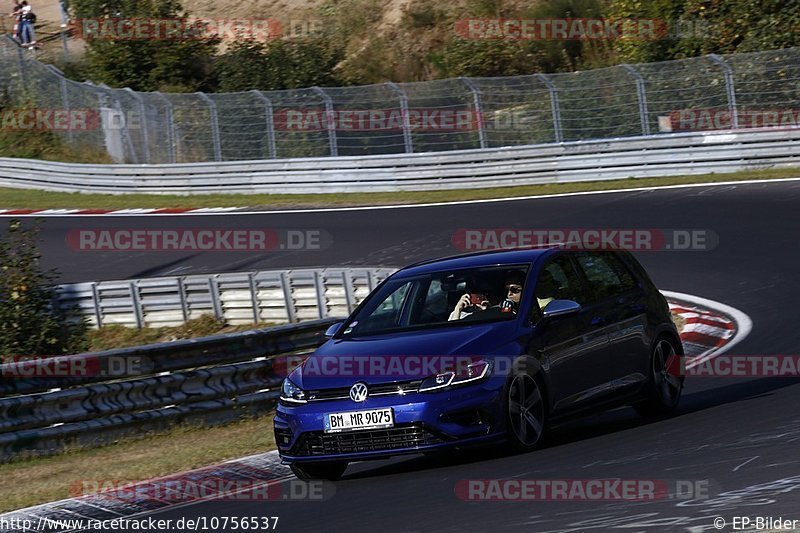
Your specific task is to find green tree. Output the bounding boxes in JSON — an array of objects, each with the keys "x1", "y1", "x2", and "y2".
[
  {"x1": 216, "y1": 38, "x2": 343, "y2": 92},
  {"x1": 71, "y1": 0, "x2": 218, "y2": 91},
  {"x1": 0, "y1": 221, "x2": 87, "y2": 360}
]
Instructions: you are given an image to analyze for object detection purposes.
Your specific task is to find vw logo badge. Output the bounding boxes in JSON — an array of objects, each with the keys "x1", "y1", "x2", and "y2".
[{"x1": 349, "y1": 382, "x2": 369, "y2": 402}]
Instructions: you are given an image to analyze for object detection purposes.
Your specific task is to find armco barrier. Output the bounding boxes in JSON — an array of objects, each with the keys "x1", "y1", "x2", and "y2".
[
  {"x1": 2, "y1": 128, "x2": 800, "y2": 194},
  {"x1": 55, "y1": 267, "x2": 395, "y2": 329},
  {"x1": 0, "y1": 318, "x2": 339, "y2": 460}
]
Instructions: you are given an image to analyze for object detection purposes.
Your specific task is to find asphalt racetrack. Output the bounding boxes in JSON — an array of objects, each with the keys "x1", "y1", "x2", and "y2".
[{"x1": 10, "y1": 180, "x2": 800, "y2": 532}]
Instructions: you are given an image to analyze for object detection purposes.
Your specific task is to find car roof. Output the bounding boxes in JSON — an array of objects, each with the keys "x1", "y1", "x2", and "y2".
[{"x1": 394, "y1": 248, "x2": 556, "y2": 278}]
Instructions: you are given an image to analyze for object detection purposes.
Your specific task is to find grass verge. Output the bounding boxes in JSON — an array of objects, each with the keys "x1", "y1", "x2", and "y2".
[
  {"x1": 84, "y1": 315, "x2": 276, "y2": 353},
  {"x1": 0, "y1": 168, "x2": 798, "y2": 210},
  {"x1": 0, "y1": 414, "x2": 276, "y2": 513}
]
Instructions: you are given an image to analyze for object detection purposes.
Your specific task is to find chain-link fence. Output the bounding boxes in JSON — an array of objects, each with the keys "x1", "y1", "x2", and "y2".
[{"x1": 2, "y1": 35, "x2": 800, "y2": 164}]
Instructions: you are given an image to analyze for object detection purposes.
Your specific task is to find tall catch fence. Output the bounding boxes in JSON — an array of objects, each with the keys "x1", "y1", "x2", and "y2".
[{"x1": 1, "y1": 36, "x2": 799, "y2": 163}]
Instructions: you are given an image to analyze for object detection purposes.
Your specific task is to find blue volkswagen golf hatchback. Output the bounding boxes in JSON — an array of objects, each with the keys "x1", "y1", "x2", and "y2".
[{"x1": 274, "y1": 248, "x2": 684, "y2": 480}]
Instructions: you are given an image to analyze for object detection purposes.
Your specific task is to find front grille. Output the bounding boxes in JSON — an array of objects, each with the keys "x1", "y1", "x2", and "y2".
[
  {"x1": 306, "y1": 380, "x2": 423, "y2": 402},
  {"x1": 292, "y1": 425, "x2": 444, "y2": 456}
]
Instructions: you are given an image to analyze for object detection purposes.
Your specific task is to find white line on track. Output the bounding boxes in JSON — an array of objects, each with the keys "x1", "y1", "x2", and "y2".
[{"x1": 2, "y1": 177, "x2": 799, "y2": 216}]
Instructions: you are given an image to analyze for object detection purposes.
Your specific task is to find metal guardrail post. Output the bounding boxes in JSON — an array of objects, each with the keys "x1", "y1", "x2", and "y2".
[
  {"x1": 620, "y1": 64, "x2": 650, "y2": 136},
  {"x1": 536, "y1": 73, "x2": 563, "y2": 143},
  {"x1": 129, "y1": 281, "x2": 144, "y2": 328},
  {"x1": 177, "y1": 277, "x2": 189, "y2": 322},
  {"x1": 248, "y1": 272, "x2": 260, "y2": 323},
  {"x1": 208, "y1": 276, "x2": 223, "y2": 320},
  {"x1": 460, "y1": 77, "x2": 488, "y2": 149},
  {"x1": 342, "y1": 270, "x2": 355, "y2": 313},
  {"x1": 153, "y1": 91, "x2": 177, "y2": 164},
  {"x1": 123, "y1": 88, "x2": 152, "y2": 164},
  {"x1": 250, "y1": 90, "x2": 277, "y2": 159},
  {"x1": 197, "y1": 92, "x2": 222, "y2": 161},
  {"x1": 312, "y1": 86, "x2": 338, "y2": 157},
  {"x1": 709, "y1": 54, "x2": 739, "y2": 129},
  {"x1": 313, "y1": 271, "x2": 327, "y2": 319},
  {"x1": 90, "y1": 282, "x2": 103, "y2": 328},
  {"x1": 385, "y1": 82, "x2": 414, "y2": 153},
  {"x1": 280, "y1": 272, "x2": 296, "y2": 323}
]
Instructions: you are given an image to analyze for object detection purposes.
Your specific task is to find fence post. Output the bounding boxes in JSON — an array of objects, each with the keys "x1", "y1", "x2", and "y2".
[
  {"x1": 99, "y1": 83, "x2": 136, "y2": 163},
  {"x1": 46, "y1": 65, "x2": 73, "y2": 144},
  {"x1": 153, "y1": 92, "x2": 177, "y2": 163},
  {"x1": 250, "y1": 90, "x2": 277, "y2": 158},
  {"x1": 535, "y1": 73, "x2": 563, "y2": 143},
  {"x1": 197, "y1": 92, "x2": 222, "y2": 161},
  {"x1": 312, "y1": 86, "x2": 338, "y2": 156},
  {"x1": 123, "y1": 88, "x2": 152, "y2": 164},
  {"x1": 460, "y1": 76, "x2": 488, "y2": 149},
  {"x1": 708, "y1": 54, "x2": 739, "y2": 129},
  {"x1": 385, "y1": 82, "x2": 413, "y2": 153},
  {"x1": 16, "y1": 45, "x2": 28, "y2": 91},
  {"x1": 620, "y1": 64, "x2": 650, "y2": 136}
]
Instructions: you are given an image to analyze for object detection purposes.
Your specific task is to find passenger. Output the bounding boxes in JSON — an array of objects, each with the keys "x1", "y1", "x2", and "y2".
[{"x1": 499, "y1": 270, "x2": 526, "y2": 315}]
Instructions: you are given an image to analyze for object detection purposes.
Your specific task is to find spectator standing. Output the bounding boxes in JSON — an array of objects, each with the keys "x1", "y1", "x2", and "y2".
[
  {"x1": 11, "y1": 0, "x2": 22, "y2": 39},
  {"x1": 18, "y1": 1, "x2": 36, "y2": 48}
]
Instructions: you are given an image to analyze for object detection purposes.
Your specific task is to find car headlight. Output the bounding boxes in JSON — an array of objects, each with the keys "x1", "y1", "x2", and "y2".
[
  {"x1": 419, "y1": 360, "x2": 492, "y2": 392},
  {"x1": 280, "y1": 378, "x2": 307, "y2": 404}
]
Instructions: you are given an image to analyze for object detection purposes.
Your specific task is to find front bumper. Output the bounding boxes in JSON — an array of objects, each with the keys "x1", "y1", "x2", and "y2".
[{"x1": 274, "y1": 379, "x2": 506, "y2": 463}]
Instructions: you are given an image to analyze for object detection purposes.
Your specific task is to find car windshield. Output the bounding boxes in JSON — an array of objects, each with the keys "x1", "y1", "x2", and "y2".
[{"x1": 340, "y1": 264, "x2": 529, "y2": 337}]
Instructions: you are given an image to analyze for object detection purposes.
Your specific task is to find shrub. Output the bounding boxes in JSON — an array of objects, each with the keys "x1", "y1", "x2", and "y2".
[{"x1": 0, "y1": 220, "x2": 87, "y2": 360}]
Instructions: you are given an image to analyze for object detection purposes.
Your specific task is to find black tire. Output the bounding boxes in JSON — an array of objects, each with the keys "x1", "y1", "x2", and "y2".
[
  {"x1": 505, "y1": 370, "x2": 547, "y2": 452},
  {"x1": 634, "y1": 337, "x2": 684, "y2": 417},
  {"x1": 290, "y1": 461, "x2": 348, "y2": 481}
]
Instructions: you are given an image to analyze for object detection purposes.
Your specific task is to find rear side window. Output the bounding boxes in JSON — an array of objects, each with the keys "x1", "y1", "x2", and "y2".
[
  {"x1": 531, "y1": 255, "x2": 586, "y2": 321},
  {"x1": 575, "y1": 252, "x2": 638, "y2": 302}
]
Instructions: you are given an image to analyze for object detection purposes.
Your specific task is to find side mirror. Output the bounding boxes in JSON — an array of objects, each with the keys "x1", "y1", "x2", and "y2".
[
  {"x1": 324, "y1": 322, "x2": 344, "y2": 338},
  {"x1": 542, "y1": 299, "x2": 581, "y2": 319}
]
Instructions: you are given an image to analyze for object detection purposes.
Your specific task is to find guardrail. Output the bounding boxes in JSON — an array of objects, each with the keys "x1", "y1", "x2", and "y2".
[
  {"x1": 2, "y1": 128, "x2": 800, "y2": 194},
  {"x1": 0, "y1": 318, "x2": 338, "y2": 460},
  {"x1": 55, "y1": 267, "x2": 396, "y2": 329}
]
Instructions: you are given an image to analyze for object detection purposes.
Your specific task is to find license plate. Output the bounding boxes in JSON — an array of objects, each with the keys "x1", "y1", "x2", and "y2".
[{"x1": 324, "y1": 408, "x2": 394, "y2": 433}]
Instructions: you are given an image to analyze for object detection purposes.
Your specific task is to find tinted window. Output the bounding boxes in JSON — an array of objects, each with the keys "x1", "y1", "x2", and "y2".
[
  {"x1": 575, "y1": 252, "x2": 637, "y2": 301},
  {"x1": 534, "y1": 255, "x2": 586, "y2": 315},
  {"x1": 342, "y1": 265, "x2": 529, "y2": 337}
]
